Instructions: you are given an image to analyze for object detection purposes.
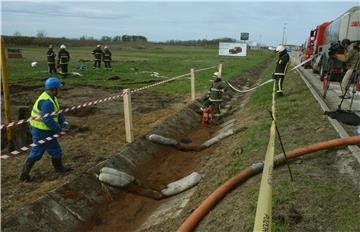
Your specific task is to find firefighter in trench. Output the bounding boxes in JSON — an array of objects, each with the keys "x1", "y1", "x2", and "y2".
[
  {"x1": 92, "y1": 44, "x2": 104, "y2": 69},
  {"x1": 57, "y1": 44, "x2": 70, "y2": 75},
  {"x1": 272, "y1": 45, "x2": 290, "y2": 96},
  {"x1": 19, "y1": 77, "x2": 72, "y2": 181},
  {"x1": 103, "y1": 45, "x2": 112, "y2": 70},
  {"x1": 201, "y1": 72, "x2": 227, "y2": 123}
]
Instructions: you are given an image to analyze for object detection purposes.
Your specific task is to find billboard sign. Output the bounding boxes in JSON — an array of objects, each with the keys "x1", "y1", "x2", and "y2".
[
  {"x1": 218, "y1": 42, "x2": 247, "y2": 56},
  {"x1": 240, "y1": 32, "x2": 249, "y2": 41}
]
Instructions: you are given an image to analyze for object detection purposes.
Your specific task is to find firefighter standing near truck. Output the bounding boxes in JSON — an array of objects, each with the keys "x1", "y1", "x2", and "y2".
[
  {"x1": 19, "y1": 77, "x2": 72, "y2": 182},
  {"x1": 47, "y1": 44, "x2": 56, "y2": 74},
  {"x1": 201, "y1": 72, "x2": 227, "y2": 122},
  {"x1": 272, "y1": 45, "x2": 290, "y2": 96},
  {"x1": 103, "y1": 45, "x2": 112, "y2": 70},
  {"x1": 336, "y1": 39, "x2": 360, "y2": 99},
  {"x1": 92, "y1": 45, "x2": 104, "y2": 69},
  {"x1": 57, "y1": 45, "x2": 70, "y2": 75}
]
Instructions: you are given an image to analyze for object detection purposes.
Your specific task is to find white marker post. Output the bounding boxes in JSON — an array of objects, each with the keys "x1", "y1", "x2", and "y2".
[
  {"x1": 123, "y1": 89, "x2": 134, "y2": 143},
  {"x1": 218, "y1": 63, "x2": 223, "y2": 77},
  {"x1": 190, "y1": 68, "x2": 195, "y2": 101}
]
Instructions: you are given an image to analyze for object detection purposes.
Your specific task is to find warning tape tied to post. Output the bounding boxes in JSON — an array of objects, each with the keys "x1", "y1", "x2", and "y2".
[
  {"x1": 1, "y1": 66, "x2": 216, "y2": 131},
  {"x1": 1, "y1": 66, "x2": 216, "y2": 160},
  {"x1": 253, "y1": 81, "x2": 277, "y2": 232}
]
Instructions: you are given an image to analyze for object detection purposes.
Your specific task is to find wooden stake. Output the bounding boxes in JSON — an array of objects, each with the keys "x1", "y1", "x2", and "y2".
[
  {"x1": 218, "y1": 63, "x2": 223, "y2": 78},
  {"x1": 190, "y1": 68, "x2": 195, "y2": 101},
  {"x1": 123, "y1": 89, "x2": 134, "y2": 143},
  {"x1": 1, "y1": 37, "x2": 13, "y2": 148}
]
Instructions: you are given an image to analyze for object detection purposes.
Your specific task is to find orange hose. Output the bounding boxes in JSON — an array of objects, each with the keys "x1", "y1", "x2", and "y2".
[{"x1": 177, "y1": 136, "x2": 360, "y2": 232}]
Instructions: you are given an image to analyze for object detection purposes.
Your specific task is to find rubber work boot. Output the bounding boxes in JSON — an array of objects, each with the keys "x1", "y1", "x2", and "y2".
[
  {"x1": 19, "y1": 158, "x2": 36, "y2": 182},
  {"x1": 52, "y1": 157, "x2": 72, "y2": 174}
]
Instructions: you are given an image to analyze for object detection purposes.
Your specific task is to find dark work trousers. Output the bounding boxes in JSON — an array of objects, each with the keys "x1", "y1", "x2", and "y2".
[
  {"x1": 48, "y1": 63, "x2": 56, "y2": 74},
  {"x1": 60, "y1": 64, "x2": 68, "y2": 74},
  {"x1": 104, "y1": 61, "x2": 112, "y2": 69},
  {"x1": 93, "y1": 60, "x2": 101, "y2": 69},
  {"x1": 202, "y1": 99, "x2": 221, "y2": 117},
  {"x1": 275, "y1": 75, "x2": 285, "y2": 95}
]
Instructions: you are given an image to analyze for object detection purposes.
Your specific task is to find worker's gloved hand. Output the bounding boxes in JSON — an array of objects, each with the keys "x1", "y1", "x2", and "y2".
[
  {"x1": 61, "y1": 121, "x2": 70, "y2": 132},
  {"x1": 271, "y1": 73, "x2": 275, "y2": 79}
]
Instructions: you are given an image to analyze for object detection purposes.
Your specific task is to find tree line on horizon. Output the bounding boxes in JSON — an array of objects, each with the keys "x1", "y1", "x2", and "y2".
[{"x1": 3, "y1": 32, "x2": 237, "y2": 47}]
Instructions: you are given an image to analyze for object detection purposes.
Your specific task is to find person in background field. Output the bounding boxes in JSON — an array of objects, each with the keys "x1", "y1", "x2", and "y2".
[
  {"x1": 272, "y1": 45, "x2": 290, "y2": 96},
  {"x1": 19, "y1": 77, "x2": 72, "y2": 182},
  {"x1": 103, "y1": 45, "x2": 112, "y2": 70},
  {"x1": 47, "y1": 44, "x2": 56, "y2": 74},
  {"x1": 57, "y1": 44, "x2": 70, "y2": 75},
  {"x1": 92, "y1": 44, "x2": 104, "y2": 69},
  {"x1": 201, "y1": 72, "x2": 227, "y2": 122},
  {"x1": 336, "y1": 39, "x2": 360, "y2": 99}
]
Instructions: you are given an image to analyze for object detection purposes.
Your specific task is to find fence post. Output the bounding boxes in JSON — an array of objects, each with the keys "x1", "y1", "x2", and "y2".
[
  {"x1": 190, "y1": 68, "x2": 195, "y2": 101},
  {"x1": 218, "y1": 63, "x2": 223, "y2": 77},
  {"x1": 1, "y1": 37, "x2": 14, "y2": 149},
  {"x1": 123, "y1": 89, "x2": 134, "y2": 143}
]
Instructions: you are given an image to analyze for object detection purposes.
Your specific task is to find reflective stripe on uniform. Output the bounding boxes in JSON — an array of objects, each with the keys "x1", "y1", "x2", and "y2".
[
  {"x1": 210, "y1": 88, "x2": 224, "y2": 92},
  {"x1": 209, "y1": 98, "x2": 223, "y2": 102},
  {"x1": 60, "y1": 55, "x2": 68, "y2": 64},
  {"x1": 30, "y1": 92, "x2": 60, "y2": 130}
]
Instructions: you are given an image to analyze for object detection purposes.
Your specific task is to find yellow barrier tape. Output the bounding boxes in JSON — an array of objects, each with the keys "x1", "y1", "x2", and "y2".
[{"x1": 253, "y1": 81, "x2": 277, "y2": 232}]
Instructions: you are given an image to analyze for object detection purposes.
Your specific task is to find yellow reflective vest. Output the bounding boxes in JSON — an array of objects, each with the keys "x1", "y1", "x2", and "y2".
[{"x1": 30, "y1": 91, "x2": 60, "y2": 130}]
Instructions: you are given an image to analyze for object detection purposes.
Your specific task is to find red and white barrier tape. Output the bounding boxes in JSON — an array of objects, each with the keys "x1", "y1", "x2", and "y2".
[
  {"x1": 1, "y1": 90, "x2": 129, "y2": 130},
  {"x1": 1, "y1": 131, "x2": 67, "y2": 160}
]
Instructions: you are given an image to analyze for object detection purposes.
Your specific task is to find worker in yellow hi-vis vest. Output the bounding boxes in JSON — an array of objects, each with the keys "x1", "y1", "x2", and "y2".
[
  {"x1": 272, "y1": 45, "x2": 290, "y2": 96},
  {"x1": 19, "y1": 77, "x2": 71, "y2": 182}
]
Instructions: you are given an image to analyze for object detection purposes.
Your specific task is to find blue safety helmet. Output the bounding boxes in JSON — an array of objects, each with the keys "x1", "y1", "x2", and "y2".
[{"x1": 45, "y1": 77, "x2": 63, "y2": 90}]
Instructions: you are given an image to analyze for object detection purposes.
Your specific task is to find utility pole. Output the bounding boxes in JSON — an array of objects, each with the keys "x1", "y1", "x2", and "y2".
[{"x1": 281, "y1": 23, "x2": 287, "y2": 45}]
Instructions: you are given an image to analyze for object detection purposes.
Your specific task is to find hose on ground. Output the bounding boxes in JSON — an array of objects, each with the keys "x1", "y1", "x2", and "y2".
[
  {"x1": 177, "y1": 136, "x2": 360, "y2": 232},
  {"x1": 147, "y1": 127, "x2": 247, "y2": 152}
]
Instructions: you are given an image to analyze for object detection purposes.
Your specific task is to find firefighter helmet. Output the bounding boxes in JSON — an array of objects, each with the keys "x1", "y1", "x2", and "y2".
[
  {"x1": 60, "y1": 44, "x2": 66, "y2": 49},
  {"x1": 96, "y1": 44, "x2": 101, "y2": 48},
  {"x1": 213, "y1": 72, "x2": 221, "y2": 78},
  {"x1": 275, "y1": 45, "x2": 286, "y2": 53}
]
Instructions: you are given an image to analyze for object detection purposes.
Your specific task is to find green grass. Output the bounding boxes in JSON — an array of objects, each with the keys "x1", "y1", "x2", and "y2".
[
  {"x1": 225, "y1": 60, "x2": 360, "y2": 230},
  {"x1": 6, "y1": 45, "x2": 272, "y2": 94}
]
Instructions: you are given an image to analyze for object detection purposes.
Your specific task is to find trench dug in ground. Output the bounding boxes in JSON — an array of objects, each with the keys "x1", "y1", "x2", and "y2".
[
  {"x1": 76, "y1": 68, "x2": 266, "y2": 231},
  {"x1": 1, "y1": 60, "x2": 269, "y2": 230},
  {"x1": 1, "y1": 85, "x2": 187, "y2": 218}
]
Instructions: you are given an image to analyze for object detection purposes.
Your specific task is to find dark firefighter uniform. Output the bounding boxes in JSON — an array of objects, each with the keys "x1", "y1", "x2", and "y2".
[
  {"x1": 57, "y1": 48, "x2": 70, "y2": 75},
  {"x1": 47, "y1": 48, "x2": 56, "y2": 74},
  {"x1": 92, "y1": 48, "x2": 104, "y2": 69},
  {"x1": 103, "y1": 48, "x2": 112, "y2": 70},
  {"x1": 202, "y1": 75, "x2": 226, "y2": 118},
  {"x1": 273, "y1": 49, "x2": 290, "y2": 96}
]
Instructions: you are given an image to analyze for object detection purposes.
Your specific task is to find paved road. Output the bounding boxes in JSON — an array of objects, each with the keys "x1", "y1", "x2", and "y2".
[{"x1": 300, "y1": 67, "x2": 360, "y2": 113}]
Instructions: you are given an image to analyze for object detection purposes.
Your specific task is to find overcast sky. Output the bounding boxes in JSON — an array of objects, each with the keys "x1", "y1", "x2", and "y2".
[{"x1": 1, "y1": 1, "x2": 358, "y2": 45}]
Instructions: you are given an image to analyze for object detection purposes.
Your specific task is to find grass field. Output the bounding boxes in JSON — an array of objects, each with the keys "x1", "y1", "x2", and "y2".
[
  {"x1": 225, "y1": 63, "x2": 360, "y2": 231},
  {"x1": 6, "y1": 45, "x2": 272, "y2": 94}
]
